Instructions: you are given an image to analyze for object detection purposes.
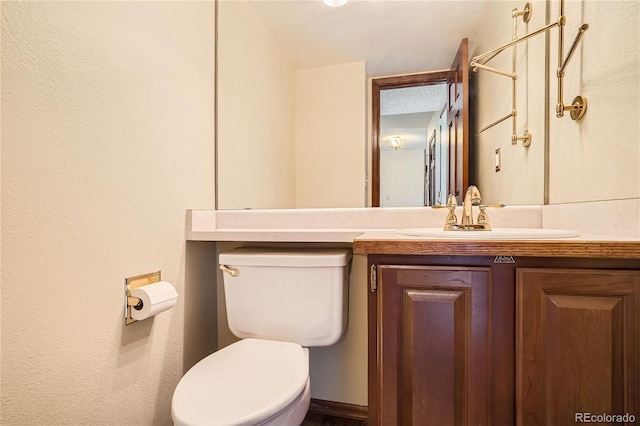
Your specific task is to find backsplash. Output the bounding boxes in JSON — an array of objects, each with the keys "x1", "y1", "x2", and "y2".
[
  {"x1": 197, "y1": 206, "x2": 541, "y2": 231},
  {"x1": 542, "y1": 198, "x2": 640, "y2": 238}
]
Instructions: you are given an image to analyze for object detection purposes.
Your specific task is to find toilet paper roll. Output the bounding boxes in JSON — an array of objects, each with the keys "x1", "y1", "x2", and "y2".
[{"x1": 131, "y1": 281, "x2": 179, "y2": 321}]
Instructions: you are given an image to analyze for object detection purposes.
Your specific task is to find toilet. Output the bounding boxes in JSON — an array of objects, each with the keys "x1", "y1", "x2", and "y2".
[{"x1": 171, "y1": 247, "x2": 352, "y2": 426}]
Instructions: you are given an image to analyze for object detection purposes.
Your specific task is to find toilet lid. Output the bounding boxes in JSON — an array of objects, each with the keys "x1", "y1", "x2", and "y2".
[{"x1": 172, "y1": 339, "x2": 308, "y2": 426}]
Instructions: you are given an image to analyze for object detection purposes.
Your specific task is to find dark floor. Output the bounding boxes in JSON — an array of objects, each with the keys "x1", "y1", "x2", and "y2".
[{"x1": 301, "y1": 413, "x2": 367, "y2": 426}]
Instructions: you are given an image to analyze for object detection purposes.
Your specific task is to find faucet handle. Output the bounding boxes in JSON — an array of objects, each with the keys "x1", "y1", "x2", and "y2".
[
  {"x1": 446, "y1": 194, "x2": 458, "y2": 208},
  {"x1": 477, "y1": 205, "x2": 489, "y2": 224},
  {"x1": 477, "y1": 205, "x2": 492, "y2": 230},
  {"x1": 443, "y1": 194, "x2": 458, "y2": 230}
]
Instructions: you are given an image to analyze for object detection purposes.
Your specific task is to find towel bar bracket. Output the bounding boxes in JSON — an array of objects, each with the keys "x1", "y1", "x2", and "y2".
[{"x1": 473, "y1": 0, "x2": 589, "y2": 142}]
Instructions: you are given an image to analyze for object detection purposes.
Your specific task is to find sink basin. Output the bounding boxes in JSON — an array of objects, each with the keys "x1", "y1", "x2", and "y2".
[{"x1": 396, "y1": 228, "x2": 580, "y2": 240}]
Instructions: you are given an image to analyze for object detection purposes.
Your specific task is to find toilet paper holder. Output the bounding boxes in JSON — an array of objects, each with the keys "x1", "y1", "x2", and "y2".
[{"x1": 124, "y1": 271, "x2": 161, "y2": 325}]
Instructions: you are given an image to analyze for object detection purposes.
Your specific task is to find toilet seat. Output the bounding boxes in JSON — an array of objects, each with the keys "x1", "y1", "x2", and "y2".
[{"x1": 171, "y1": 338, "x2": 309, "y2": 426}]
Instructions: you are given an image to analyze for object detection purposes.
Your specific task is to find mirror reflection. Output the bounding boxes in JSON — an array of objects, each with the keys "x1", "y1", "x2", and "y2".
[
  {"x1": 216, "y1": 0, "x2": 482, "y2": 210},
  {"x1": 378, "y1": 84, "x2": 447, "y2": 207},
  {"x1": 216, "y1": 0, "x2": 639, "y2": 210},
  {"x1": 372, "y1": 38, "x2": 469, "y2": 208}
]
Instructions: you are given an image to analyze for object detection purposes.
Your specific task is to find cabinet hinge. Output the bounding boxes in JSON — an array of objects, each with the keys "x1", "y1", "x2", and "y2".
[{"x1": 370, "y1": 265, "x2": 377, "y2": 293}]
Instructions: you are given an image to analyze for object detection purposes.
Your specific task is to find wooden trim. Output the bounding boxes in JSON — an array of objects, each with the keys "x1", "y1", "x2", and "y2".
[
  {"x1": 354, "y1": 239, "x2": 640, "y2": 259},
  {"x1": 460, "y1": 39, "x2": 469, "y2": 194},
  {"x1": 308, "y1": 398, "x2": 368, "y2": 421},
  {"x1": 372, "y1": 72, "x2": 448, "y2": 89},
  {"x1": 446, "y1": 38, "x2": 469, "y2": 201},
  {"x1": 371, "y1": 71, "x2": 449, "y2": 207},
  {"x1": 372, "y1": 80, "x2": 381, "y2": 207}
]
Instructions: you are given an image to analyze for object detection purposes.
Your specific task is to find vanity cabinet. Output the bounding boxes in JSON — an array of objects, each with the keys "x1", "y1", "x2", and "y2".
[{"x1": 366, "y1": 255, "x2": 640, "y2": 426}]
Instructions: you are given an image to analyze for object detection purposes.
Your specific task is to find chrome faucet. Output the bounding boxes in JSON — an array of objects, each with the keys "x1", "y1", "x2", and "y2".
[{"x1": 441, "y1": 185, "x2": 501, "y2": 231}]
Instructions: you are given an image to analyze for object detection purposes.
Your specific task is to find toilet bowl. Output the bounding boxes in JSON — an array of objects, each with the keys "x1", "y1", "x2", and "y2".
[
  {"x1": 171, "y1": 248, "x2": 351, "y2": 426},
  {"x1": 172, "y1": 339, "x2": 310, "y2": 426}
]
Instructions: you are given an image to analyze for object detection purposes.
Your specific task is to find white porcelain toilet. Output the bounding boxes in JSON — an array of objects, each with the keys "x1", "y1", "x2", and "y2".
[{"x1": 171, "y1": 247, "x2": 352, "y2": 426}]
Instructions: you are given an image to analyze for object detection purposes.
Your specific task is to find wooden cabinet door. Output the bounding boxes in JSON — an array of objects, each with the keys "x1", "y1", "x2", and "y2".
[
  {"x1": 516, "y1": 268, "x2": 640, "y2": 425},
  {"x1": 374, "y1": 265, "x2": 492, "y2": 426}
]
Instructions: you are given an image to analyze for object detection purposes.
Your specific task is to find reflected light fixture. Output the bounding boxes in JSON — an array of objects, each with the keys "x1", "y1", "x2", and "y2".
[
  {"x1": 387, "y1": 135, "x2": 404, "y2": 151},
  {"x1": 323, "y1": 0, "x2": 348, "y2": 6}
]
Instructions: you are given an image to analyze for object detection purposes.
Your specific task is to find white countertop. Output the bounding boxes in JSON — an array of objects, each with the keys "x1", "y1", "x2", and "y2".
[
  {"x1": 187, "y1": 206, "x2": 543, "y2": 243},
  {"x1": 186, "y1": 200, "x2": 639, "y2": 244}
]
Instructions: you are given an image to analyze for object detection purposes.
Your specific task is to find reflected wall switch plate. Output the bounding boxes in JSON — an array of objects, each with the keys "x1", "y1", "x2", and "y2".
[{"x1": 495, "y1": 148, "x2": 501, "y2": 172}]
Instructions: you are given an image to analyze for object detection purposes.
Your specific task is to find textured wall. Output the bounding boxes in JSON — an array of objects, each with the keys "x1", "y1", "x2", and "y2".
[
  {"x1": 472, "y1": 0, "x2": 639, "y2": 205},
  {"x1": 1, "y1": 2, "x2": 215, "y2": 424}
]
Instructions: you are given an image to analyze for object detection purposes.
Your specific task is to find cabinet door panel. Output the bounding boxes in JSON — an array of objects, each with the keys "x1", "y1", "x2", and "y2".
[
  {"x1": 378, "y1": 265, "x2": 491, "y2": 426},
  {"x1": 544, "y1": 294, "x2": 624, "y2": 419},
  {"x1": 516, "y1": 268, "x2": 640, "y2": 425},
  {"x1": 401, "y1": 289, "x2": 466, "y2": 425}
]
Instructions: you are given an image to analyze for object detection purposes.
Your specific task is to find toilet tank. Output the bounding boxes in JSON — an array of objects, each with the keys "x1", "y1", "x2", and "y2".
[{"x1": 219, "y1": 247, "x2": 352, "y2": 347}]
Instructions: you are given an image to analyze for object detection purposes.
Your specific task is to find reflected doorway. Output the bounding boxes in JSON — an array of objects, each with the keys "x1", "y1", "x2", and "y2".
[
  {"x1": 371, "y1": 38, "x2": 470, "y2": 207},
  {"x1": 377, "y1": 83, "x2": 448, "y2": 207}
]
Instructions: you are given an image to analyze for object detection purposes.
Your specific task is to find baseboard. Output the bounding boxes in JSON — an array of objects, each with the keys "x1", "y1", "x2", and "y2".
[{"x1": 308, "y1": 398, "x2": 368, "y2": 421}]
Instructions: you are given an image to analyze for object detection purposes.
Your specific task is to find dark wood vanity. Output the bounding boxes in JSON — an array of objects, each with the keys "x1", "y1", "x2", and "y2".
[{"x1": 354, "y1": 237, "x2": 640, "y2": 425}]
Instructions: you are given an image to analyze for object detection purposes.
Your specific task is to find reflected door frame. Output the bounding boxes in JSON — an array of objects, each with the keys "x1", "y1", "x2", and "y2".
[
  {"x1": 371, "y1": 71, "x2": 449, "y2": 207},
  {"x1": 446, "y1": 38, "x2": 470, "y2": 204}
]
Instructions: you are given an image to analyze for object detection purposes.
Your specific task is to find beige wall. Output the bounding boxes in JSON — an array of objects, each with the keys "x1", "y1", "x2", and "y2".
[
  {"x1": 217, "y1": 0, "x2": 366, "y2": 211},
  {"x1": 473, "y1": 0, "x2": 639, "y2": 205},
  {"x1": 547, "y1": 0, "x2": 639, "y2": 203},
  {"x1": 217, "y1": 0, "x2": 296, "y2": 210},
  {"x1": 1, "y1": 2, "x2": 215, "y2": 424},
  {"x1": 217, "y1": 2, "x2": 367, "y2": 210},
  {"x1": 295, "y1": 62, "x2": 367, "y2": 208},
  {"x1": 380, "y1": 149, "x2": 425, "y2": 207},
  {"x1": 308, "y1": 252, "x2": 368, "y2": 405}
]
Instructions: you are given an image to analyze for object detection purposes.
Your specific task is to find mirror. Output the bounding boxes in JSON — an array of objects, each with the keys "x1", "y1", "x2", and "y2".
[{"x1": 217, "y1": 0, "x2": 639, "y2": 209}]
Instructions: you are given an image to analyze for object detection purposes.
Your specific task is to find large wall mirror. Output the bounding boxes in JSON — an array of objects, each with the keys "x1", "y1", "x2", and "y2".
[{"x1": 216, "y1": 0, "x2": 639, "y2": 210}]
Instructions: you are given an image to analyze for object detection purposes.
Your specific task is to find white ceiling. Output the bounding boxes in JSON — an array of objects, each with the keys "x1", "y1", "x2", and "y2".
[{"x1": 246, "y1": 0, "x2": 487, "y2": 76}]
